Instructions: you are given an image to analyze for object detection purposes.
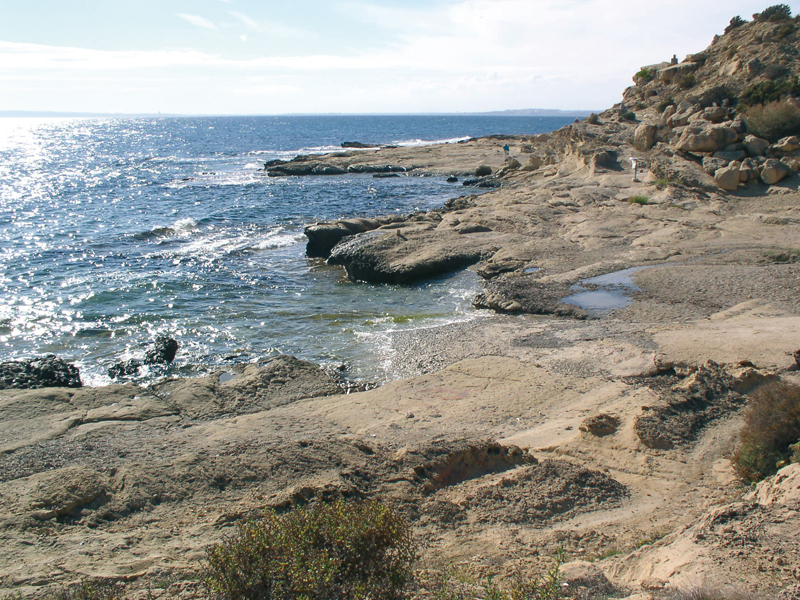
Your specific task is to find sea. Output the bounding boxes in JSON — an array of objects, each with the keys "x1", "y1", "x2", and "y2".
[{"x1": 0, "y1": 115, "x2": 574, "y2": 386}]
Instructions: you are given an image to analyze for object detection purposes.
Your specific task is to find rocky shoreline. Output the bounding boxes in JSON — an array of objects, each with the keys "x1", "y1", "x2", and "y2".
[{"x1": 3, "y1": 11, "x2": 800, "y2": 600}]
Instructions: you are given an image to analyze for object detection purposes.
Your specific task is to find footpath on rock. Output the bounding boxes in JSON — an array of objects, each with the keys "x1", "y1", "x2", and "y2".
[{"x1": 3, "y1": 8, "x2": 800, "y2": 600}]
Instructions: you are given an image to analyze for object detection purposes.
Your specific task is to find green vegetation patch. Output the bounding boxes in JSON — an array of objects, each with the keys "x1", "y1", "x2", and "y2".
[
  {"x1": 743, "y1": 99, "x2": 800, "y2": 141},
  {"x1": 635, "y1": 67, "x2": 654, "y2": 82},
  {"x1": 725, "y1": 16, "x2": 747, "y2": 34},
  {"x1": 204, "y1": 499, "x2": 416, "y2": 600},
  {"x1": 765, "y1": 248, "x2": 800, "y2": 263},
  {"x1": 739, "y1": 78, "x2": 800, "y2": 108},
  {"x1": 733, "y1": 381, "x2": 800, "y2": 483},
  {"x1": 657, "y1": 97, "x2": 677, "y2": 113},
  {"x1": 629, "y1": 196, "x2": 649, "y2": 205},
  {"x1": 753, "y1": 4, "x2": 793, "y2": 22}
]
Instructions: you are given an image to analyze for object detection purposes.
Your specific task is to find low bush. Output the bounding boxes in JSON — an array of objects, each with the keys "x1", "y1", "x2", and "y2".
[
  {"x1": 743, "y1": 100, "x2": 800, "y2": 141},
  {"x1": 47, "y1": 580, "x2": 124, "y2": 600},
  {"x1": 204, "y1": 499, "x2": 416, "y2": 600},
  {"x1": 427, "y1": 550, "x2": 565, "y2": 600},
  {"x1": 679, "y1": 74, "x2": 696, "y2": 90},
  {"x1": 753, "y1": 4, "x2": 792, "y2": 22},
  {"x1": 629, "y1": 196, "x2": 649, "y2": 205},
  {"x1": 725, "y1": 16, "x2": 747, "y2": 33},
  {"x1": 635, "y1": 68, "x2": 653, "y2": 82},
  {"x1": 620, "y1": 111, "x2": 637, "y2": 121},
  {"x1": 657, "y1": 97, "x2": 676, "y2": 113},
  {"x1": 733, "y1": 381, "x2": 800, "y2": 483},
  {"x1": 739, "y1": 78, "x2": 800, "y2": 107}
]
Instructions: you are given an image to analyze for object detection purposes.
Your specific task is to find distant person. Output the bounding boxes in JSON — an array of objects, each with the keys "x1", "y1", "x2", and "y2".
[{"x1": 503, "y1": 144, "x2": 510, "y2": 158}]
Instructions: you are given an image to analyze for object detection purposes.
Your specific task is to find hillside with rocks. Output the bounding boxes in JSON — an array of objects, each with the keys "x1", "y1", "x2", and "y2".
[{"x1": 2, "y1": 7, "x2": 800, "y2": 600}]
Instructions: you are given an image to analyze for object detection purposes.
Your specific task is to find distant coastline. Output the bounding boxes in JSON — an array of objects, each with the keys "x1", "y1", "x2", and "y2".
[{"x1": 0, "y1": 109, "x2": 595, "y2": 119}]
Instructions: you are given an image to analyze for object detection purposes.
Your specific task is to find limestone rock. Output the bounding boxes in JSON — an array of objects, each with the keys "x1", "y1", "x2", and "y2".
[
  {"x1": 701, "y1": 106, "x2": 727, "y2": 123},
  {"x1": 676, "y1": 125, "x2": 738, "y2": 153},
  {"x1": 521, "y1": 155, "x2": 544, "y2": 171},
  {"x1": 744, "y1": 135, "x2": 770, "y2": 157},
  {"x1": 474, "y1": 165, "x2": 493, "y2": 177},
  {"x1": 703, "y1": 156, "x2": 729, "y2": 175},
  {"x1": 714, "y1": 165, "x2": 741, "y2": 191},
  {"x1": 772, "y1": 136, "x2": 800, "y2": 154},
  {"x1": 760, "y1": 159, "x2": 792, "y2": 185},
  {"x1": 496, "y1": 157, "x2": 522, "y2": 177},
  {"x1": 634, "y1": 123, "x2": 658, "y2": 151},
  {"x1": 782, "y1": 158, "x2": 800, "y2": 172},
  {"x1": 304, "y1": 218, "x2": 382, "y2": 258},
  {"x1": 739, "y1": 158, "x2": 759, "y2": 181}
]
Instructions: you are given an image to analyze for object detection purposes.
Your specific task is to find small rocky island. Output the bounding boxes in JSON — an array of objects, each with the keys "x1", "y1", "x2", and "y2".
[{"x1": 3, "y1": 8, "x2": 800, "y2": 600}]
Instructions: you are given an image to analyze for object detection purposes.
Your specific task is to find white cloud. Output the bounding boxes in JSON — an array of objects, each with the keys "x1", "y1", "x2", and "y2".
[
  {"x1": 176, "y1": 13, "x2": 218, "y2": 30},
  {"x1": 228, "y1": 10, "x2": 259, "y2": 30}
]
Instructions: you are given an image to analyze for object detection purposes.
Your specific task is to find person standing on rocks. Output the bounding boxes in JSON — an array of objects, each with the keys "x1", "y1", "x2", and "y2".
[{"x1": 503, "y1": 143, "x2": 510, "y2": 158}]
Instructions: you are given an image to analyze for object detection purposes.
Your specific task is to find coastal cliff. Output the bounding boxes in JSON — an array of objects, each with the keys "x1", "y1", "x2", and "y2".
[{"x1": 3, "y1": 7, "x2": 800, "y2": 600}]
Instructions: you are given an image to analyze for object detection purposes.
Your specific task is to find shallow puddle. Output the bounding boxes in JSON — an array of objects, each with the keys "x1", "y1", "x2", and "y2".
[{"x1": 562, "y1": 266, "x2": 651, "y2": 313}]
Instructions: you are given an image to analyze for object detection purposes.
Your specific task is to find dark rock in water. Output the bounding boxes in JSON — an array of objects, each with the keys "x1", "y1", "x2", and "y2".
[
  {"x1": 328, "y1": 229, "x2": 488, "y2": 285},
  {"x1": 0, "y1": 355, "x2": 82, "y2": 389},
  {"x1": 373, "y1": 173, "x2": 400, "y2": 178},
  {"x1": 462, "y1": 177, "x2": 502, "y2": 188},
  {"x1": 311, "y1": 165, "x2": 347, "y2": 175},
  {"x1": 108, "y1": 359, "x2": 143, "y2": 379},
  {"x1": 304, "y1": 218, "x2": 382, "y2": 258},
  {"x1": 263, "y1": 159, "x2": 287, "y2": 169},
  {"x1": 144, "y1": 336, "x2": 179, "y2": 365},
  {"x1": 474, "y1": 165, "x2": 493, "y2": 177},
  {"x1": 341, "y1": 141, "x2": 381, "y2": 149},
  {"x1": 446, "y1": 176, "x2": 459, "y2": 183},
  {"x1": 346, "y1": 164, "x2": 406, "y2": 174}
]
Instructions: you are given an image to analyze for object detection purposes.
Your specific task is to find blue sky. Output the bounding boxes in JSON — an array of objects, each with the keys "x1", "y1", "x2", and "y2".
[{"x1": 0, "y1": 0, "x2": 796, "y2": 115}]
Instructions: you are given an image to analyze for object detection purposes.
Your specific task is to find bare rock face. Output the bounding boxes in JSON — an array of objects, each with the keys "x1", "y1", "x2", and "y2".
[
  {"x1": 761, "y1": 159, "x2": 792, "y2": 185},
  {"x1": 744, "y1": 135, "x2": 771, "y2": 157},
  {"x1": 304, "y1": 218, "x2": 382, "y2": 258},
  {"x1": 0, "y1": 355, "x2": 82, "y2": 390},
  {"x1": 633, "y1": 123, "x2": 658, "y2": 151},
  {"x1": 327, "y1": 229, "x2": 497, "y2": 285},
  {"x1": 773, "y1": 136, "x2": 800, "y2": 154},
  {"x1": 676, "y1": 125, "x2": 738, "y2": 153},
  {"x1": 714, "y1": 165, "x2": 741, "y2": 191}
]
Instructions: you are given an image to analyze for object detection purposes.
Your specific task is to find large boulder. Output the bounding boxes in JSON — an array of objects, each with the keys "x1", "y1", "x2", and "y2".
[
  {"x1": 0, "y1": 355, "x2": 82, "y2": 390},
  {"x1": 714, "y1": 165, "x2": 741, "y2": 191},
  {"x1": 772, "y1": 136, "x2": 800, "y2": 154},
  {"x1": 304, "y1": 218, "x2": 382, "y2": 258},
  {"x1": 327, "y1": 229, "x2": 497, "y2": 285},
  {"x1": 760, "y1": 159, "x2": 792, "y2": 185},
  {"x1": 676, "y1": 125, "x2": 738, "y2": 153},
  {"x1": 633, "y1": 123, "x2": 658, "y2": 151},
  {"x1": 744, "y1": 135, "x2": 771, "y2": 157},
  {"x1": 701, "y1": 106, "x2": 727, "y2": 123}
]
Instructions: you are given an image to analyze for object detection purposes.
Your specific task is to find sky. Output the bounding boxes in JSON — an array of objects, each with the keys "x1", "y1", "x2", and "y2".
[{"x1": 0, "y1": 0, "x2": 798, "y2": 115}]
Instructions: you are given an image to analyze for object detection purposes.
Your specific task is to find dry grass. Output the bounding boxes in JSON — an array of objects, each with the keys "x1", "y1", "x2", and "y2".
[{"x1": 743, "y1": 100, "x2": 800, "y2": 141}]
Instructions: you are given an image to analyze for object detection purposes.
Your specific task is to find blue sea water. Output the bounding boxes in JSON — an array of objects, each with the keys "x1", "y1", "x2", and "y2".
[{"x1": 0, "y1": 115, "x2": 573, "y2": 385}]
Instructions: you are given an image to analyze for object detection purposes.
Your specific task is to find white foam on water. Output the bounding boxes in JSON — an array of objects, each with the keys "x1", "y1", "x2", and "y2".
[{"x1": 393, "y1": 136, "x2": 471, "y2": 147}]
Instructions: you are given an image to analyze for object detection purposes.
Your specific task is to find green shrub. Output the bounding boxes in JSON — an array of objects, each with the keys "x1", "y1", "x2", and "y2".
[
  {"x1": 657, "y1": 97, "x2": 676, "y2": 113},
  {"x1": 204, "y1": 499, "x2": 416, "y2": 600},
  {"x1": 739, "y1": 78, "x2": 800, "y2": 107},
  {"x1": 743, "y1": 100, "x2": 800, "y2": 141},
  {"x1": 635, "y1": 68, "x2": 653, "y2": 82},
  {"x1": 427, "y1": 549, "x2": 565, "y2": 600},
  {"x1": 679, "y1": 74, "x2": 696, "y2": 90},
  {"x1": 629, "y1": 196, "x2": 649, "y2": 205},
  {"x1": 754, "y1": 4, "x2": 792, "y2": 22},
  {"x1": 733, "y1": 381, "x2": 800, "y2": 483},
  {"x1": 725, "y1": 16, "x2": 747, "y2": 33},
  {"x1": 620, "y1": 111, "x2": 637, "y2": 121}
]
